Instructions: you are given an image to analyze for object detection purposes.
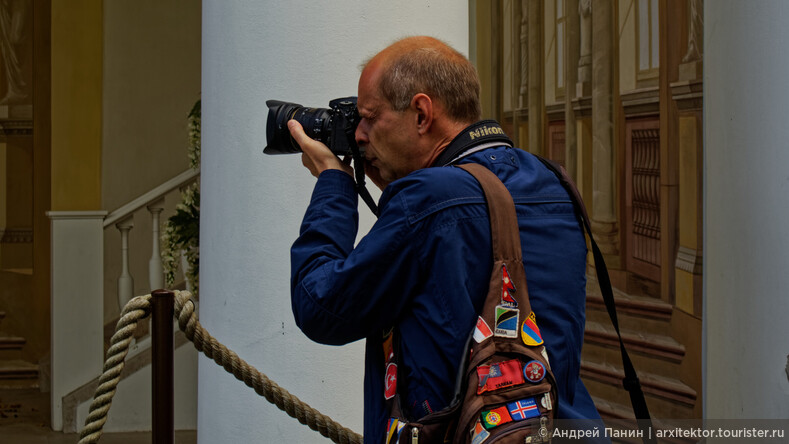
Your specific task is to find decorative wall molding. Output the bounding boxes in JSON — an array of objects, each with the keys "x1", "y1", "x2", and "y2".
[
  {"x1": 675, "y1": 245, "x2": 702, "y2": 275},
  {"x1": 0, "y1": 227, "x2": 33, "y2": 243},
  {"x1": 0, "y1": 118, "x2": 33, "y2": 137},
  {"x1": 621, "y1": 86, "x2": 660, "y2": 118},
  {"x1": 545, "y1": 102, "x2": 565, "y2": 122},
  {"x1": 671, "y1": 78, "x2": 703, "y2": 112},
  {"x1": 572, "y1": 94, "x2": 591, "y2": 117}
]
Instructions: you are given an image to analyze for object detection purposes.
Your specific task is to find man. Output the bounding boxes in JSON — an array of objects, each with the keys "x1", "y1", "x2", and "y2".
[{"x1": 288, "y1": 36, "x2": 601, "y2": 442}]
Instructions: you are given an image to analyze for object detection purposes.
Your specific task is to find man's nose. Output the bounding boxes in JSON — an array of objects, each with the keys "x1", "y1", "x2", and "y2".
[{"x1": 355, "y1": 121, "x2": 369, "y2": 146}]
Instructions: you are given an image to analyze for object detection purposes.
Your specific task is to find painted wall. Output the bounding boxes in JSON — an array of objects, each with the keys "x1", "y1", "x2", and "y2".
[
  {"x1": 705, "y1": 0, "x2": 789, "y2": 418},
  {"x1": 101, "y1": 0, "x2": 201, "y2": 320},
  {"x1": 101, "y1": 0, "x2": 201, "y2": 211},
  {"x1": 51, "y1": 0, "x2": 102, "y2": 211},
  {"x1": 201, "y1": 1, "x2": 469, "y2": 441},
  {"x1": 618, "y1": 0, "x2": 637, "y2": 93}
]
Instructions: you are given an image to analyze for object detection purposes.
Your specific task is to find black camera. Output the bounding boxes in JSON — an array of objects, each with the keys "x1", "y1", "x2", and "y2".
[{"x1": 264, "y1": 97, "x2": 360, "y2": 155}]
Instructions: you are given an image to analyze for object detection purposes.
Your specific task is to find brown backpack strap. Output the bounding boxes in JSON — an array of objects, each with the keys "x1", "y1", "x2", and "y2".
[
  {"x1": 457, "y1": 163, "x2": 520, "y2": 264},
  {"x1": 457, "y1": 163, "x2": 534, "y2": 326}
]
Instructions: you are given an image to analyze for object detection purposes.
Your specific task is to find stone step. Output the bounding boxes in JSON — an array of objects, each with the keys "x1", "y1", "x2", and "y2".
[
  {"x1": 0, "y1": 335, "x2": 25, "y2": 361},
  {"x1": 581, "y1": 360, "x2": 697, "y2": 419},
  {"x1": 584, "y1": 321, "x2": 685, "y2": 362},
  {"x1": 586, "y1": 279, "x2": 674, "y2": 336},
  {"x1": 0, "y1": 359, "x2": 39, "y2": 389},
  {"x1": 582, "y1": 320, "x2": 685, "y2": 378},
  {"x1": 592, "y1": 397, "x2": 697, "y2": 444}
]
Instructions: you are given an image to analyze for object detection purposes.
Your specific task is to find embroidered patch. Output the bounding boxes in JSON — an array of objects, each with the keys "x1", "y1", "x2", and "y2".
[
  {"x1": 476, "y1": 359, "x2": 525, "y2": 394},
  {"x1": 494, "y1": 305, "x2": 519, "y2": 338},
  {"x1": 507, "y1": 397, "x2": 540, "y2": 421},
  {"x1": 541, "y1": 393, "x2": 553, "y2": 411},
  {"x1": 523, "y1": 360, "x2": 546, "y2": 383},
  {"x1": 521, "y1": 311, "x2": 544, "y2": 346},
  {"x1": 385, "y1": 417, "x2": 405, "y2": 443},
  {"x1": 384, "y1": 362, "x2": 397, "y2": 399},
  {"x1": 540, "y1": 346, "x2": 550, "y2": 367},
  {"x1": 470, "y1": 419, "x2": 491, "y2": 444},
  {"x1": 473, "y1": 316, "x2": 494, "y2": 343},
  {"x1": 382, "y1": 329, "x2": 394, "y2": 362},
  {"x1": 481, "y1": 405, "x2": 513, "y2": 429},
  {"x1": 501, "y1": 264, "x2": 517, "y2": 306}
]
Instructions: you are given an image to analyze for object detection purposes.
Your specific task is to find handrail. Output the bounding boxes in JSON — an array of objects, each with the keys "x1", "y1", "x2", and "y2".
[{"x1": 103, "y1": 168, "x2": 200, "y2": 228}]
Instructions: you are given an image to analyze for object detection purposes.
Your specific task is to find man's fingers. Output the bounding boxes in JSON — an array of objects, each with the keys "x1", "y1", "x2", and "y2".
[
  {"x1": 288, "y1": 120, "x2": 315, "y2": 150},
  {"x1": 288, "y1": 119, "x2": 352, "y2": 177}
]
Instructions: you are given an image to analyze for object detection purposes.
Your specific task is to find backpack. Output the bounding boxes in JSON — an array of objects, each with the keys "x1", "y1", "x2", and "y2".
[{"x1": 383, "y1": 161, "x2": 654, "y2": 444}]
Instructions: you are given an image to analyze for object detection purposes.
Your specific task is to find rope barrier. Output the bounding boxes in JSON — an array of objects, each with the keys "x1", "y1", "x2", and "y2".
[{"x1": 78, "y1": 290, "x2": 363, "y2": 444}]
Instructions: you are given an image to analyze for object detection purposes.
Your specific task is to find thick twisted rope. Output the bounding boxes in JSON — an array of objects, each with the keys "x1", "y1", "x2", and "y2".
[
  {"x1": 79, "y1": 294, "x2": 153, "y2": 444},
  {"x1": 78, "y1": 291, "x2": 363, "y2": 444},
  {"x1": 173, "y1": 290, "x2": 363, "y2": 444}
]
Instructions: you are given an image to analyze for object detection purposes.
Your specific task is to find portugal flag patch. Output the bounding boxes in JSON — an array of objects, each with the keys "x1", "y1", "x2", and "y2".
[{"x1": 481, "y1": 405, "x2": 513, "y2": 429}]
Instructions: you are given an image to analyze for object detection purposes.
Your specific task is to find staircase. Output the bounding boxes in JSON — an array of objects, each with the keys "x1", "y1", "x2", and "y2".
[
  {"x1": 0, "y1": 310, "x2": 39, "y2": 389},
  {"x1": 582, "y1": 276, "x2": 700, "y2": 420}
]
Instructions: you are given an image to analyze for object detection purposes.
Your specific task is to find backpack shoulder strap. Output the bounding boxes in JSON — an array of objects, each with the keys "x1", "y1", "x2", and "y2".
[{"x1": 536, "y1": 156, "x2": 656, "y2": 443}]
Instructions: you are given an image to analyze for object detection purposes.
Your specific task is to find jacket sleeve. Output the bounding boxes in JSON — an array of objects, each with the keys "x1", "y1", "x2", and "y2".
[{"x1": 290, "y1": 170, "x2": 420, "y2": 345}]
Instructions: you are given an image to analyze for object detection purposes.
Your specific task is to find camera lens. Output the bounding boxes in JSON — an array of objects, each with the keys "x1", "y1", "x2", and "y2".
[{"x1": 264, "y1": 100, "x2": 332, "y2": 154}]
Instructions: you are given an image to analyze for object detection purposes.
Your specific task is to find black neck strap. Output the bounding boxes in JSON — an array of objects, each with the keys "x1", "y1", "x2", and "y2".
[{"x1": 431, "y1": 120, "x2": 513, "y2": 167}]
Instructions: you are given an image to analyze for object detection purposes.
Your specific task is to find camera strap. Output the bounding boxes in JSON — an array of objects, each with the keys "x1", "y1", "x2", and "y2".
[
  {"x1": 432, "y1": 120, "x2": 513, "y2": 167},
  {"x1": 353, "y1": 120, "x2": 514, "y2": 217},
  {"x1": 347, "y1": 126, "x2": 380, "y2": 217}
]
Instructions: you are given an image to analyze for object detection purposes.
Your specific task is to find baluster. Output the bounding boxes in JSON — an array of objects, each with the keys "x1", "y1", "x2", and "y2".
[
  {"x1": 180, "y1": 250, "x2": 193, "y2": 292},
  {"x1": 148, "y1": 199, "x2": 165, "y2": 291},
  {"x1": 116, "y1": 216, "x2": 135, "y2": 311}
]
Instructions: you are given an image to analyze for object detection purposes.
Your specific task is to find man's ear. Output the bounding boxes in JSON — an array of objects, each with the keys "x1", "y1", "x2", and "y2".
[{"x1": 410, "y1": 93, "x2": 433, "y2": 135}]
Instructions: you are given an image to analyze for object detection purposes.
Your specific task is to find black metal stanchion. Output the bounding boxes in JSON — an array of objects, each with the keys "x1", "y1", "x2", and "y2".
[{"x1": 152, "y1": 289, "x2": 174, "y2": 444}]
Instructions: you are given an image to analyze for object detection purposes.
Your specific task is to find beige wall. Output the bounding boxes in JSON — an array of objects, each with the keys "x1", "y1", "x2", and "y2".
[
  {"x1": 101, "y1": 0, "x2": 201, "y2": 211},
  {"x1": 51, "y1": 0, "x2": 103, "y2": 211},
  {"x1": 618, "y1": 0, "x2": 637, "y2": 93},
  {"x1": 544, "y1": 0, "x2": 558, "y2": 106}
]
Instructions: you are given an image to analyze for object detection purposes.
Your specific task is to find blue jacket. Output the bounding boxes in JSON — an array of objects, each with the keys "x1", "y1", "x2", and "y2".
[{"x1": 291, "y1": 145, "x2": 601, "y2": 442}]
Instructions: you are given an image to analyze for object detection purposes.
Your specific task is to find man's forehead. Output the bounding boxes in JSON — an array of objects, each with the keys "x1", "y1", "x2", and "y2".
[{"x1": 357, "y1": 61, "x2": 385, "y2": 109}]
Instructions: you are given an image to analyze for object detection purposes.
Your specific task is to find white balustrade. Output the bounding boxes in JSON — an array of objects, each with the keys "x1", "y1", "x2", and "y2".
[
  {"x1": 116, "y1": 216, "x2": 135, "y2": 311},
  {"x1": 103, "y1": 168, "x2": 199, "y2": 312}
]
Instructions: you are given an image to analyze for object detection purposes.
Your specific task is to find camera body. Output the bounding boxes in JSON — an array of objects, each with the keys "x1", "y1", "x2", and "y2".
[{"x1": 264, "y1": 96, "x2": 360, "y2": 156}]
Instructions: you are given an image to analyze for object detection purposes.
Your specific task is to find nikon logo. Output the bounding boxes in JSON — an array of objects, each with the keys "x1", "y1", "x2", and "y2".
[{"x1": 468, "y1": 125, "x2": 504, "y2": 140}]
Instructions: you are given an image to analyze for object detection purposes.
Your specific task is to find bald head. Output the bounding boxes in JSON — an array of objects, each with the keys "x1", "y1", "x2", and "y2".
[{"x1": 362, "y1": 36, "x2": 481, "y2": 125}]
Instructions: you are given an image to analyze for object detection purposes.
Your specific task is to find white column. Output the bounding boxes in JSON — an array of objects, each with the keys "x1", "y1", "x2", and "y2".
[
  {"x1": 201, "y1": 2, "x2": 469, "y2": 442},
  {"x1": 48, "y1": 211, "x2": 107, "y2": 431},
  {"x1": 705, "y1": 0, "x2": 789, "y2": 419}
]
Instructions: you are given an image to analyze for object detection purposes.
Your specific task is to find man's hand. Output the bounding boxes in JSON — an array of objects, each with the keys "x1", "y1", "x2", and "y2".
[
  {"x1": 362, "y1": 160, "x2": 390, "y2": 191},
  {"x1": 288, "y1": 120, "x2": 353, "y2": 178}
]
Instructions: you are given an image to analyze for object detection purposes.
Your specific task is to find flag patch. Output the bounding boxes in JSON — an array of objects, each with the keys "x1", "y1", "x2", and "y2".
[
  {"x1": 477, "y1": 359, "x2": 525, "y2": 394},
  {"x1": 494, "y1": 305, "x2": 519, "y2": 338},
  {"x1": 470, "y1": 419, "x2": 491, "y2": 444},
  {"x1": 473, "y1": 316, "x2": 494, "y2": 343},
  {"x1": 385, "y1": 417, "x2": 405, "y2": 443},
  {"x1": 481, "y1": 405, "x2": 513, "y2": 429},
  {"x1": 501, "y1": 264, "x2": 517, "y2": 306},
  {"x1": 507, "y1": 397, "x2": 540, "y2": 421},
  {"x1": 384, "y1": 362, "x2": 397, "y2": 399},
  {"x1": 521, "y1": 311, "x2": 543, "y2": 346}
]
